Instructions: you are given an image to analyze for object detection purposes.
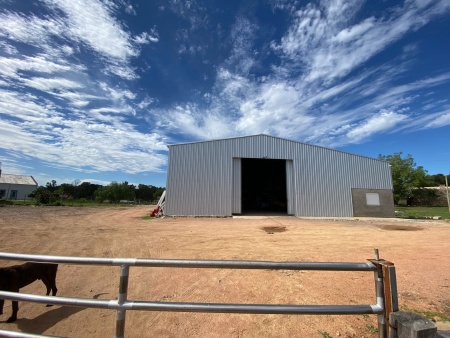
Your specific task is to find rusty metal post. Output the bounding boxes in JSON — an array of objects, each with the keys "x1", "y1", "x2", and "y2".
[
  {"x1": 116, "y1": 265, "x2": 129, "y2": 338},
  {"x1": 369, "y1": 250, "x2": 398, "y2": 338},
  {"x1": 381, "y1": 263, "x2": 398, "y2": 338}
]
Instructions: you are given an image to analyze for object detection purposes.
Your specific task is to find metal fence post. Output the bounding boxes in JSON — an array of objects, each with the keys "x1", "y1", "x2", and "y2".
[
  {"x1": 371, "y1": 249, "x2": 387, "y2": 338},
  {"x1": 116, "y1": 265, "x2": 129, "y2": 338}
]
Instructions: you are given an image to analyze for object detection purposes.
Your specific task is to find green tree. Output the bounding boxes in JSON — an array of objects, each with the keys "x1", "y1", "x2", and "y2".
[
  {"x1": 76, "y1": 182, "x2": 101, "y2": 200},
  {"x1": 378, "y1": 153, "x2": 434, "y2": 204},
  {"x1": 153, "y1": 187, "x2": 165, "y2": 202},
  {"x1": 29, "y1": 186, "x2": 53, "y2": 204},
  {"x1": 46, "y1": 180, "x2": 58, "y2": 192},
  {"x1": 133, "y1": 184, "x2": 165, "y2": 202},
  {"x1": 429, "y1": 173, "x2": 446, "y2": 186},
  {"x1": 59, "y1": 183, "x2": 75, "y2": 197},
  {"x1": 135, "y1": 184, "x2": 154, "y2": 202},
  {"x1": 95, "y1": 181, "x2": 135, "y2": 203}
]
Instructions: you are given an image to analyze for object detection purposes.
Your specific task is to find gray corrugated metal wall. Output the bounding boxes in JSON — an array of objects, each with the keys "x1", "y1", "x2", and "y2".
[
  {"x1": 232, "y1": 158, "x2": 241, "y2": 214},
  {"x1": 286, "y1": 160, "x2": 295, "y2": 215},
  {"x1": 165, "y1": 135, "x2": 393, "y2": 217}
]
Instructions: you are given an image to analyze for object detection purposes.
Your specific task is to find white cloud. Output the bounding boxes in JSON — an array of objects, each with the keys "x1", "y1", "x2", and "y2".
[
  {"x1": 422, "y1": 109, "x2": 450, "y2": 128},
  {"x1": 226, "y1": 16, "x2": 258, "y2": 74},
  {"x1": 0, "y1": 107, "x2": 168, "y2": 175},
  {"x1": 43, "y1": 0, "x2": 137, "y2": 60},
  {"x1": 22, "y1": 77, "x2": 83, "y2": 92},
  {"x1": 156, "y1": 104, "x2": 234, "y2": 140},
  {"x1": 271, "y1": 0, "x2": 449, "y2": 87},
  {"x1": 333, "y1": 17, "x2": 376, "y2": 43},
  {"x1": 0, "y1": 55, "x2": 73, "y2": 80},
  {"x1": 346, "y1": 111, "x2": 408, "y2": 142},
  {"x1": 0, "y1": 0, "x2": 151, "y2": 81},
  {"x1": 134, "y1": 30, "x2": 159, "y2": 44},
  {"x1": 237, "y1": 82, "x2": 300, "y2": 134},
  {"x1": 0, "y1": 11, "x2": 63, "y2": 45}
]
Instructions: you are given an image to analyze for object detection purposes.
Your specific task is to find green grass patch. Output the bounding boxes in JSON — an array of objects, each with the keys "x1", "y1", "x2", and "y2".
[
  {"x1": 365, "y1": 323, "x2": 378, "y2": 333},
  {"x1": 417, "y1": 310, "x2": 450, "y2": 322},
  {"x1": 318, "y1": 331, "x2": 332, "y2": 338},
  {"x1": 6, "y1": 200, "x2": 34, "y2": 206},
  {"x1": 401, "y1": 307, "x2": 450, "y2": 322},
  {"x1": 6, "y1": 200, "x2": 146, "y2": 208},
  {"x1": 395, "y1": 206, "x2": 450, "y2": 220}
]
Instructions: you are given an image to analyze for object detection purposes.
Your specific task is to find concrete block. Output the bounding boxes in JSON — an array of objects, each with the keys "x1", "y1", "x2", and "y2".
[{"x1": 390, "y1": 311, "x2": 437, "y2": 338}]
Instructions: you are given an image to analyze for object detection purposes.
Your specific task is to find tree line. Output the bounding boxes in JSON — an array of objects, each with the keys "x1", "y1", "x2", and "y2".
[
  {"x1": 378, "y1": 152, "x2": 448, "y2": 206},
  {"x1": 29, "y1": 180, "x2": 165, "y2": 205}
]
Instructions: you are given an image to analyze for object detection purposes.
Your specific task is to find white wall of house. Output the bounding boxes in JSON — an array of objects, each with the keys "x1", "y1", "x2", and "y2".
[{"x1": 0, "y1": 174, "x2": 38, "y2": 200}]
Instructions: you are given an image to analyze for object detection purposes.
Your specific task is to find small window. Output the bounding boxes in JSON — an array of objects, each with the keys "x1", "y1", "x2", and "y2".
[
  {"x1": 366, "y1": 193, "x2": 380, "y2": 206},
  {"x1": 0, "y1": 190, "x2": 5, "y2": 198}
]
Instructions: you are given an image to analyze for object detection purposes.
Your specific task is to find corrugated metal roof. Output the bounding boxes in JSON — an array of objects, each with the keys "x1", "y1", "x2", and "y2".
[{"x1": 0, "y1": 174, "x2": 38, "y2": 186}]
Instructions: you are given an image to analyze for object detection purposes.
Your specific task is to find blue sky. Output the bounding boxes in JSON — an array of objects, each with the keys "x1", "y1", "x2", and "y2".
[{"x1": 1, "y1": 0, "x2": 449, "y2": 188}]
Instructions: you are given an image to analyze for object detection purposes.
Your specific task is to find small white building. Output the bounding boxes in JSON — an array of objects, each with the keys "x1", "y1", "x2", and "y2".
[{"x1": 0, "y1": 174, "x2": 38, "y2": 200}]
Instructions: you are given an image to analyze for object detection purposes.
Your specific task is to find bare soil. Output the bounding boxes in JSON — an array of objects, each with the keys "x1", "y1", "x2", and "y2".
[{"x1": 0, "y1": 206, "x2": 449, "y2": 337}]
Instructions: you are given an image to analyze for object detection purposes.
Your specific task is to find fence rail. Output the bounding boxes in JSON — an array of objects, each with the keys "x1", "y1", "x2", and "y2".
[{"x1": 0, "y1": 251, "x2": 397, "y2": 338}]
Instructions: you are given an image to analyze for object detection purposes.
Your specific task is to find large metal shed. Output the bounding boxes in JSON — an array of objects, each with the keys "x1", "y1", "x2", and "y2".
[{"x1": 165, "y1": 134, "x2": 394, "y2": 217}]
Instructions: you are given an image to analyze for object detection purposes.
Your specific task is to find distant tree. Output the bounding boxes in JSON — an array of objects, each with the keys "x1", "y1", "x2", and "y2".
[
  {"x1": 153, "y1": 187, "x2": 165, "y2": 202},
  {"x1": 95, "y1": 181, "x2": 135, "y2": 203},
  {"x1": 76, "y1": 182, "x2": 101, "y2": 200},
  {"x1": 409, "y1": 188, "x2": 439, "y2": 206},
  {"x1": 46, "y1": 180, "x2": 58, "y2": 192},
  {"x1": 429, "y1": 173, "x2": 446, "y2": 186},
  {"x1": 29, "y1": 186, "x2": 53, "y2": 204},
  {"x1": 135, "y1": 184, "x2": 154, "y2": 201},
  {"x1": 71, "y1": 179, "x2": 81, "y2": 200},
  {"x1": 378, "y1": 153, "x2": 434, "y2": 204},
  {"x1": 59, "y1": 183, "x2": 75, "y2": 198}
]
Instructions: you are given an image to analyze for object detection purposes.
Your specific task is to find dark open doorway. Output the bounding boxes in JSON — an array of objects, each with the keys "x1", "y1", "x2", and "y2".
[{"x1": 241, "y1": 158, "x2": 287, "y2": 214}]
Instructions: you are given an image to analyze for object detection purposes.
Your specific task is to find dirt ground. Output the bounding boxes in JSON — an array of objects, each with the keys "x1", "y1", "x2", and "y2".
[{"x1": 0, "y1": 206, "x2": 449, "y2": 338}]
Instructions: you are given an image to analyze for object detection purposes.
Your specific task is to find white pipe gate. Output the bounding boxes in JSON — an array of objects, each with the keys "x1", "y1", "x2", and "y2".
[{"x1": 0, "y1": 250, "x2": 398, "y2": 338}]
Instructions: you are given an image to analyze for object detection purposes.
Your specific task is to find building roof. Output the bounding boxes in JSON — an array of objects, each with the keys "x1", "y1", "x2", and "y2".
[
  {"x1": 0, "y1": 174, "x2": 38, "y2": 186},
  {"x1": 167, "y1": 134, "x2": 389, "y2": 164}
]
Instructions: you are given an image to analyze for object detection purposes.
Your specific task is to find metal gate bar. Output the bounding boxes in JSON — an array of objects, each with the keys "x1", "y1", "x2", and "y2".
[
  {"x1": 0, "y1": 290, "x2": 384, "y2": 314},
  {"x1": 0, "y1": 252, "x2": 376, "y2": 270},
  {"x1": 0, "y1": 251, "x2": 396, "y2": 338}
]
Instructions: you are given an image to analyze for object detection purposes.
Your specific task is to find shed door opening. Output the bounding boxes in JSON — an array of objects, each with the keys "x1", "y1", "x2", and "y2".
[{"x1": 241, "y1": 158, "x2": 287, "y2": 214}]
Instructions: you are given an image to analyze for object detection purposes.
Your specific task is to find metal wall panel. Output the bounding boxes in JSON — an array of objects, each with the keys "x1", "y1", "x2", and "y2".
[
  {"x1": 165, "y1": 135, "x2": 393, "y2": 217},
  {"x1": 285, "y1": 160, "x2": 295, "y2": 215},
  {"x1": 232, "y1": 158, "x2": 241, "y2": 214}
]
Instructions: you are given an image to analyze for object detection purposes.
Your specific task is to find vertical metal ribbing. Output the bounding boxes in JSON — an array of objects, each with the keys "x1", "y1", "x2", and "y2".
[{"x1": 116, "y1": 265, "x2": 129, "y2": 338}]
